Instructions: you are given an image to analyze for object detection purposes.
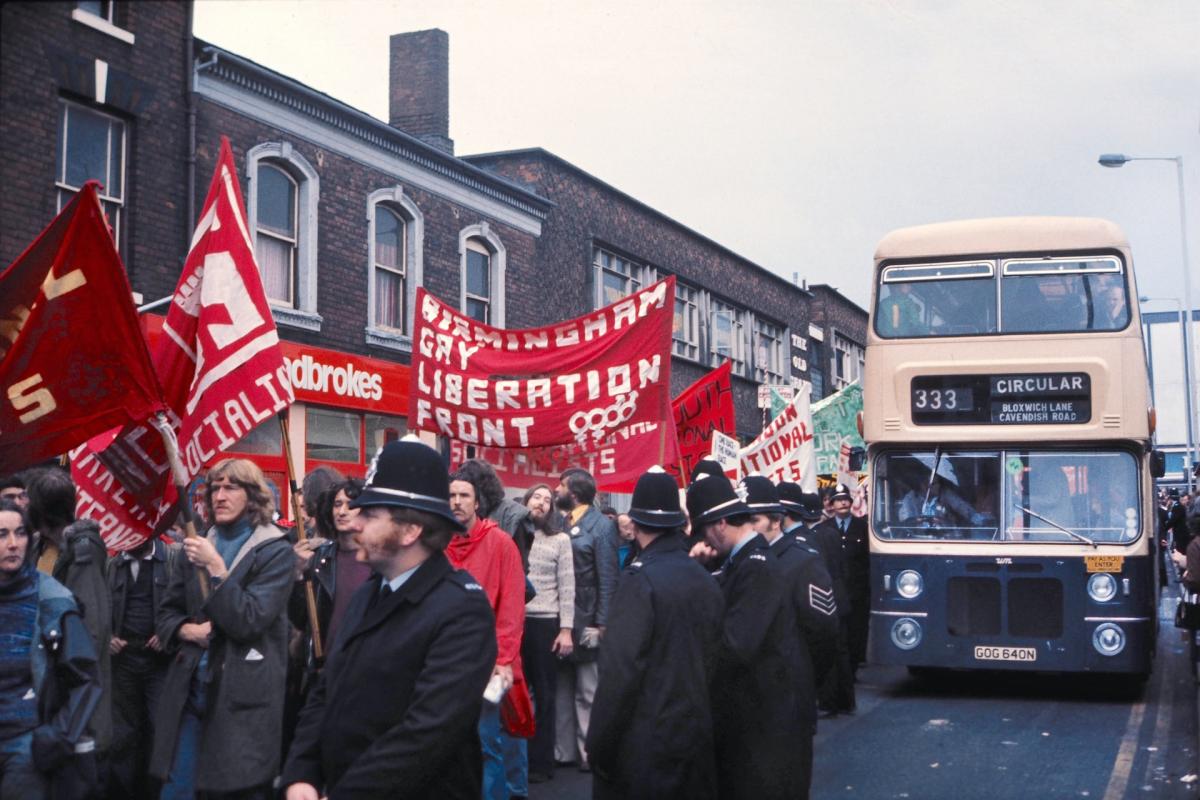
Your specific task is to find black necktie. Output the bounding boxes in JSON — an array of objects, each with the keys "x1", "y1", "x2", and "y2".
[{"x1": 369, "y1": 582, "x2": 393, "y2": 611}]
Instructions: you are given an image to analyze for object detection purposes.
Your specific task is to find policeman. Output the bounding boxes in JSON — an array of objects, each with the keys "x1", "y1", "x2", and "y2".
[
  {"x1": 778, "y1": 482, "x2": 856, "y2": 716},
  {"x1": 587, "y1": 467, "x2": 724, "y2": 799},
  {"x1": 687, "y1": 474, "x2": 807, "y2": 800},
  {"x1": 817, "y1": 483, "x2": 870, "y2": 677},
  {"x1": 282, "y1": 437, "x2": 497, "y2": 799}
]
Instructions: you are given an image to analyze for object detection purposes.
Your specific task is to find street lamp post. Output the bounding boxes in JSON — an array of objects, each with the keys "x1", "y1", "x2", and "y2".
[
  {"x1": 1140, "y1": 295, "x2": 1195, "y2": 492},
  {"x1": 1100, "y1": 153, "x2": 1196, "y2": 491}
]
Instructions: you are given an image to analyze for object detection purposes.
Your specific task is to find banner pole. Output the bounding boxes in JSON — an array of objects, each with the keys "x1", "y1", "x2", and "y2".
[
  {"x1": 151, "y1": 413, "x2": 210, "y2": 601},
  {"x1": 279, "y1": 411, "x2": 325, "y2": 663}
]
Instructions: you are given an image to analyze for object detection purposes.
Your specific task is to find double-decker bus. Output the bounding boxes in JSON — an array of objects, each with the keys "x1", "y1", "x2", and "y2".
[{"x1": 865, "y1": 217, "x2": 1163, "y2": 677}]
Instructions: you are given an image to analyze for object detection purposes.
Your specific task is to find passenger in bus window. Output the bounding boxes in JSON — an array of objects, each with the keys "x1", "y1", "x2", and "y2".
[
  {"x1": 1089, "y1": 274, "x2": 1128, "y2": 330},
  {"x1": 877, "y1": 283, "x2": 923, "y2": 337}
]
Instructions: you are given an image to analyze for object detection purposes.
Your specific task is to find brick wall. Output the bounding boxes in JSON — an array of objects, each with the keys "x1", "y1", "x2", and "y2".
[
  {"x1": 0, "y1": 1, "x2": 191, "y2": 301},
  {"x1": 469, "y1": 150, "x2": 815, "y2": 441}
]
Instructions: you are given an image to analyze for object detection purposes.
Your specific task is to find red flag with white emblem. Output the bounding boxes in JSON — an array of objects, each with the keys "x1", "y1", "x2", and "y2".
[{"x1": 73, "y1": 138, "x2": 294, "y2": 550}]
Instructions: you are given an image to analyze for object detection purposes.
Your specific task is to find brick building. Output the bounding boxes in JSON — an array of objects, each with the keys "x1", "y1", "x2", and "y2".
[
  {"x1": 808, "y1": 283, "x2": 869, "y2": 401},
  {"x1": 2, "y1": 2, "x2": 867, "y2": 483}
]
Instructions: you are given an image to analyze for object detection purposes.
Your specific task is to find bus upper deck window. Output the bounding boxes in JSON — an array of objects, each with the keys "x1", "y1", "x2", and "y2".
[
  {"x1": 1000, "y1": 257, "x2": 1128, "y2": 333},
  {"x1": 876, "y1": 262, "x2": 995, "y2": 338}
]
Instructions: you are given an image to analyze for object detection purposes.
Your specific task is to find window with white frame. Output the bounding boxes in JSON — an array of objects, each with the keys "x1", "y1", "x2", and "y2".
[
  {"x1": 832, "y1": 332, "x2": 865, "y2": 390},
  {"x1": 754, "y1": 318, "x2": 786, "y2": 384},
  {"x1": 255, "y1": 163, "x2": 298, "y2": 306},
  {"x1": 464, "y1": 240, "x2": 491, "y2": 323},
  {"x1": 710, "y1": 298, "x2": 747, "y2": 375},
  {"x1": 673, "y1": 282, "x2": 701, "y2": 360},
  {"x1": 458, "y1": 224, "x2": 506, "y2": 327},
  {"x1": 592, "y1": 246, "x2": 655, "y2": 309},
  {"x1": 247, "y1": 142, "x2": 320, "y2": 330},
  {"x1": 56, "y1": 100, "x2": 125, "y2": 251},
  {"x1": 76, "y1": 0, "x2": 114, "y2": 21},
  {"x1": 373, "y1": 205, "x2": 406, "y2": 331}
]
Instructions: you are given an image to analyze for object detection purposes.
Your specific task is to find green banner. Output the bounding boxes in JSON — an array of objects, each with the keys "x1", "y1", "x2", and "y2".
[{"x1": 811, "y1": 381, "x2": 864, "y2": 475}]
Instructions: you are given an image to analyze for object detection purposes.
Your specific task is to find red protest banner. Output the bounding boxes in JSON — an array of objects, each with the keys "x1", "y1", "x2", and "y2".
[
  {"x1": 450, "y1": 417, "x2": 681, "y2": 494},
  {"x1": 410, "y1": 277, "x2": 675, "y2": 450},
  {"x1": 72, "y1": 138, "x2": 294, "y2": 550},
  {"x1": 0, "y1": 183, "x2": 164, "y2": 471},
  {"x1": 665, "y1": 360, "x2": 735, "y2": 486}
]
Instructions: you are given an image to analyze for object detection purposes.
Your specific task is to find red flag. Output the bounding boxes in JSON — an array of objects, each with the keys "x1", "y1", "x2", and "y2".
[
  {"x1": 73, "y1": 138, "x2": 294, "y2": 550},
  {"x1": 666, "y1": 360, "x2": 735, "y2": 486},
  {"x1": 0, "y1": 183, "x2": 163, "y2": 471},
  {"x1": 409, "y1": 278, "x2": 675, "y2": 450}
]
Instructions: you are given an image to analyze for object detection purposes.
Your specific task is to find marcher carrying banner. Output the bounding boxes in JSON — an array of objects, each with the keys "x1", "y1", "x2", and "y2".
[
  {"x1": 410, "y1": 277, "x2": 675, "y2": 450},
  {"x1": 666, "y1": 360, "x2": 735, "y2": 486},
  {"x1": 72, "y1": 137, "x2": 294, "y2": 551},
  {"x1": 0, "y1": 182, "x2": 164, "y2": 472}
]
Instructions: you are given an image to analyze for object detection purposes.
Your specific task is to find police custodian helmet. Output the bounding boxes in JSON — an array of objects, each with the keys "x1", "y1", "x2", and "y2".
[
  {"x1": 687, "y1": 473, "x2": 750, "y2": 527},
  {"x1": 350, "y1": 435, "x2": 465, "y2": 531},
  {"x1": 738, "y1": 474, "x2": 784, "y2": 515},
  {"x1": 627, "y1": 466, "x2": 688, "y2": 529},
  {"x1": 777, "y1": 481, "x2": 822, "y2": 521}
]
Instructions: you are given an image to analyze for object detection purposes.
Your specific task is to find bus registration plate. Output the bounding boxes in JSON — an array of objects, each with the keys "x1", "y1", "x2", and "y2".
[{"x1": 974, "y1": 646, "x2": 1037, "y2": 662}]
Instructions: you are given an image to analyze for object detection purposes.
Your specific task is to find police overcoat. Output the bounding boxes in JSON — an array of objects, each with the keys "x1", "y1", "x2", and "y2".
[
  {"x1": 767, "y1": 533, "x2": 839, "y2": 687},
  {"x1": 711, "y1": 534, "x2": 807, "y2": 800},
  {"x1": 586, "y1": 533, "x2": 724, "y2": 799},
  {"x1": 281, "y1": 551, "x2": 497, "y2": 800}
]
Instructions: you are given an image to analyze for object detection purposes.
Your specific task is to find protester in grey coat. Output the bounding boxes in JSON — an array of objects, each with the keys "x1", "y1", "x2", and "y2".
[{"x1": 150, "y1": 459, "x2": 294, "y2": 797}]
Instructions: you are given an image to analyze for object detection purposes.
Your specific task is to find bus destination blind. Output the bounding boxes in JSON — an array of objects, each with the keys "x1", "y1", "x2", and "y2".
[{"x1": 910, "y1": 373, "x2": 1091, "y2": 425}]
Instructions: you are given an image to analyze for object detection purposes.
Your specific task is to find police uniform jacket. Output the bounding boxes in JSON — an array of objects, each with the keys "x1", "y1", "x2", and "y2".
[
  {"x1": 711, "y1": 534, "x2": 806, "y2": 800},
  {"x1": 790, "y1": 521, "x2": 851, "y2": 619},
  {"x1": 819, "y1": 515, "x2": 869, "y2": 598},
  {"x1": 149, "y1": 524, "x2": 294, "y2": 793},
  {"x1": 282, "y1": 551, "x2": 497, "y2": 800},
  {"x1": 767, "y1": 534, "x2": 839, "y2": 687},
  {"x1": 586, "y1": 533, "x2": 724, "y2": 800},
  {"x1": 566, "y1": 505, "x2": 620, "y2": 664}
]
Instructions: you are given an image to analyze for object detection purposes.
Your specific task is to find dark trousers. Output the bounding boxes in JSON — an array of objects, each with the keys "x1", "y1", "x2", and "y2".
[
  {"x1": 522, "y1": 616, "x2": 560, "y2": 776},
  {"x1": 818, "y1": 618, "x2": 856, "y2": 713},
  {"x1": 109, "y1": 649, "x2": 168, "y2": 800}
]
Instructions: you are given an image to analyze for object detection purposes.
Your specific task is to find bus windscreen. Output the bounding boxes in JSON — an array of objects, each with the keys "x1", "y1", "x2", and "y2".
[
  {"x1": 873, "y1": 449, "x2": 1139, "y2": 543},
  {"x1": 875, "y1": 256, "x2": 1130, "y2": 338}
]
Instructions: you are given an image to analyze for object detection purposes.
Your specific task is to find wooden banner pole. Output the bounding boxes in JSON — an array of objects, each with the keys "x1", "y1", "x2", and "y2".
[
  {"x1": 279, "y1": 411, "x2": 325, "y2": 663},
  {"x1": 151, "y1": 413, "x2": 210, "y2": 600}
]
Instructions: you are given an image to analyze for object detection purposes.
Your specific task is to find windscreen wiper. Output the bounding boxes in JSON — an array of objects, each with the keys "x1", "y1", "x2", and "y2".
[{"x1": 1012, "y1": 504, "x2": 1095, "y2": 547}]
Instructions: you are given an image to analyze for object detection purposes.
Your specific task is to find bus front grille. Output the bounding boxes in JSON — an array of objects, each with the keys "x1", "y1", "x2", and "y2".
[
  {"x1": 1008, "y1": 578, "x2": 1063, "y2": 637},
  {"x1": 947, "y1": 577, "x2": 1001, "y2": 636}
]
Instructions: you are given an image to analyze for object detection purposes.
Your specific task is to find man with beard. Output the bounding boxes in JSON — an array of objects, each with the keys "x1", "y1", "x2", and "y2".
[
  {"x1": 446, "y1": 466, "x2": 527, "y2": 800},
  {"x1": 282, "y1": 438, "x2": 496, "y2": 799},
  {"x1": 552, "y1": 468, "x2": 619, "y2": 772},
  {"x1": 687, "y1": 474, "x2": 805, "y2": 800}
]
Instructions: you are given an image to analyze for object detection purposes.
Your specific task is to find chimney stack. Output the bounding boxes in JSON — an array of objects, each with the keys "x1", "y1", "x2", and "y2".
[{"x1": 389, "y1": 29, "x2": 453, "y2": 154}]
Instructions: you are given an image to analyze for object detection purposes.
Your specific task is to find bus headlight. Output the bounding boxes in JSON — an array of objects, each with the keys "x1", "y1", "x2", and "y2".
[
  {"x1": 891, "y1": 617, "x2": 923, "y2": 650},
  {"x1": 896, "y1": 570, "x2": 924, "y2": 599},
  {"x1": 1087, "y1": 573, "x2": 1117, "y2": 603},
  {"x1": 1092, "y1": 623, "x2": 1126, "y2": 656}
]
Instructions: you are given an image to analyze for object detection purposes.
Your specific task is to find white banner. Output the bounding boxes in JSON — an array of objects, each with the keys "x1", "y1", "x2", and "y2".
[
  {"x1": 709, "y1": 430, "x2": 741, "y2": 479},
  {"x1": 739, "y1": 382, "x2": 816, "y2": 490}
]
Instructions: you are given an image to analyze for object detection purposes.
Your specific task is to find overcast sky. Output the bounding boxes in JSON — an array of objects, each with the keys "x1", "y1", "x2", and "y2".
[{"x1": 194, "y1": 0, "x2": 1199, "y2": 311}]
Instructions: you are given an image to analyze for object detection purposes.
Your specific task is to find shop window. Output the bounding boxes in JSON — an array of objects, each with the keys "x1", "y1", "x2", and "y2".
[
  {"x1": 56, "y1": 100, "x2": 125, "y2": 253},
  {"x1": 247, "y1": 142, "x2": 321, "y2": 331},
  {"x1": 228, "y1": 418, "x2": 283, "y2": 456},
  {"x1": 306, "y1": 407, "x2": 360, "y2": 464},
  {"x1": 365, "y1": 414, "x2": 407, "y2": 463},
  {"x1": 459, "y1": 224, "x2": 506, "y2": 326}
]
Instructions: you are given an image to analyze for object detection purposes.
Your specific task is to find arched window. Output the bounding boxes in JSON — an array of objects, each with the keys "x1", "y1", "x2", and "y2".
[
  {"x1": 366, "y1": 187, "x2": 423, "y2": 351},
  {"x1": 459, "y1": 223, "x2": 506, "y2": 327},
  {"x1": 247, "y1": 142, "x2": 320, "y2": 331},
  {"x1": 255, "y1": 163, "x2": 297, "y2": 305}
]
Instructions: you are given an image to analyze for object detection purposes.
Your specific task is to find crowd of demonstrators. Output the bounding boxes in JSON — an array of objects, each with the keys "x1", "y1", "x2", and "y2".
[
  {"x1": 150, "y1": 458, "x2": 294, "y2": 799},
  {"x1": 520, "y1": 483, "x2": 575, "y2": 785},
  {"x1": 446, "y1": 464, "x2": 528, "y2": 800},
  {"x1": 552, "y1": 468, "x2": 620, "y2": 774}
]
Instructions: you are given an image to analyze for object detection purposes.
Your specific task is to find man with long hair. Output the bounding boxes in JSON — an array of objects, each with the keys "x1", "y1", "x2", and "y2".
[{"x1": 150, "y1": 458, "x2": 294, "y2": 799}]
